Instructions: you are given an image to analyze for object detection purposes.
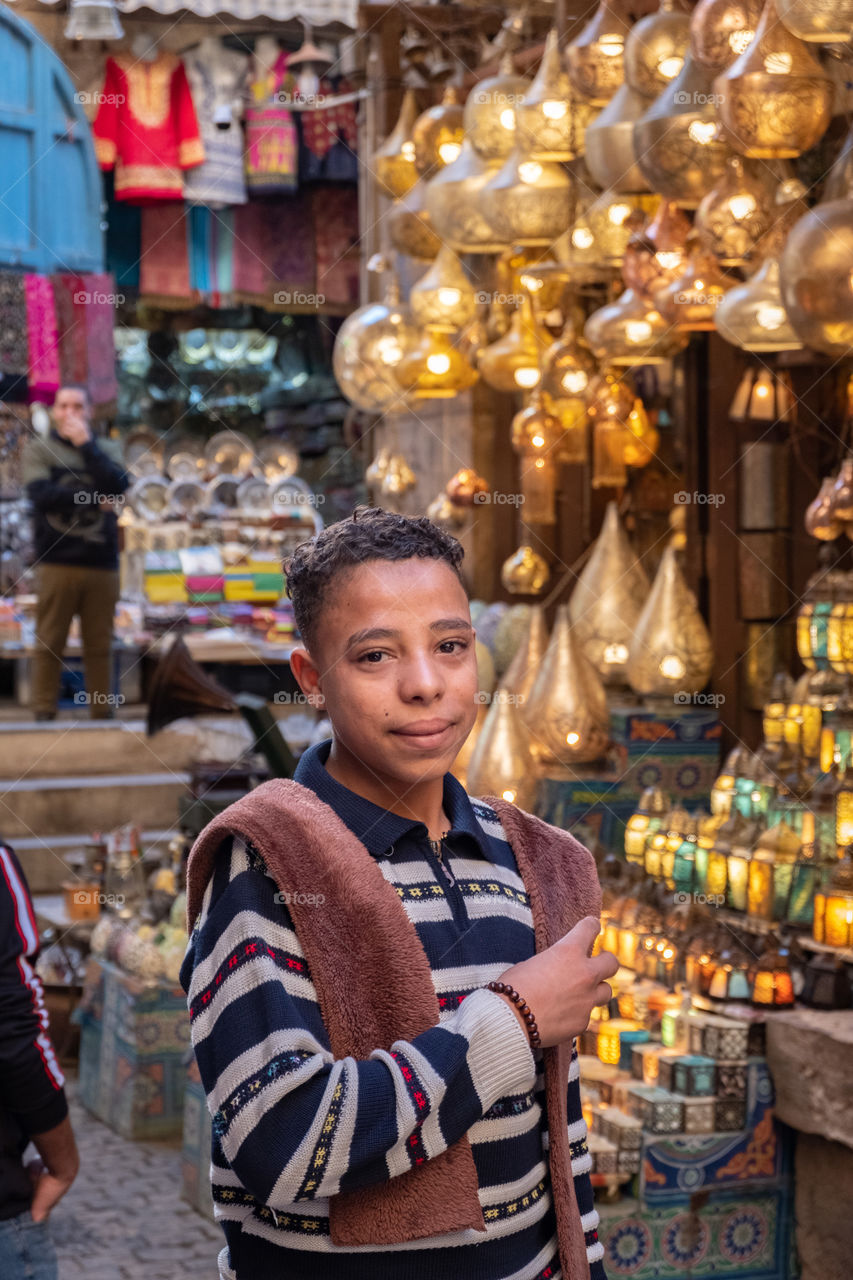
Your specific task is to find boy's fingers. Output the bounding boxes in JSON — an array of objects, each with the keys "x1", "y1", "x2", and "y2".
[
  {"x1": 592, "y1": 949, "x2": 619, "y2": 981},
  {"x1": 564, "y1": 916, "x2": 603, "y2": 955}
]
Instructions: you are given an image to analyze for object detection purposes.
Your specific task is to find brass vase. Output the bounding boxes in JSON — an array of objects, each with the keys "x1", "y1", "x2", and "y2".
[
  {"x1": 523, "y1": 604, "x2": 611, "y2": 765},
  {"x1": 626, "y1": 545, "x2": 714, "y2": 700},
  {"x1": 569, "y1": 501, "x2": 650, "y2": 685}
]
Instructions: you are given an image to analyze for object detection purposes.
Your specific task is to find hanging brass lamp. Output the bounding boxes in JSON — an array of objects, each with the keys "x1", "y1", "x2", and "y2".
[
  {"x1": 625, "y1": 0, "x2": 690, "y2": 98},
  {"x1": 715, "y1": 256, "x2": 803, "y2": 351},
  {"x1": 634, "y1": 55, "x2": 733, "y2": 208},
  {"x1": 569, "y1": 501, "x2": 650, "y2": 684},
  {"x1": 779, "y1": 178, "x2": 853, "y2": 359},
  {"x1": 690, "y1": 0, "x2": 762, "y2": 74},
  {"x1": 626, "y1": 545, "x2": 714, "y2": 700},
  {"x1": 372, "y1": 89, "x2": 420, "y2": 198},
  {"x1": 500, "y1": 604, "x2": 549, "y2": 706},
  {"x1": 776, "y1": 0, "x2": 853, "y2": 41},
  {"x1": 393, "y1": 329, "x2": 479, "y2": 399},
  {"x1": 466, "y1": 691, "x2": 539, "y2": 809},
  {"x1": 695, "y1": 155, "x2": 789, "y2": 268},
  {"x1": 656, "y1": 240, "x2": 733, "y2": 330},
  {"x1": 479, "y1": 294, "x2": 549, "y2": 392},
  {"x1": 424, "y1": 139, "x2": 504, "y2": 254},
  {"x1": 409, "y1": 245, "x2": 477, "y2": 333},
  {"x1": 501, "y1": 543, "x2": 552, "y2": 595},
  {"x1": 566, "y1": 0, "x2": 631, "y2": 107},
  {"x1": 516, "y1": 28, "x2": 594, "y2": 162},
  {"x1": 585, "y1": 83, "x2": 654, "y2": 194},
  {"x1": 332, "y1": 270, "x2": 416, "y2": 412},
  {"x1": 585, "y1": 288, "x2": 689, "y2": 365},
  {"x1": 541, "y1": 319, "x2": 596, "y2": 449},
  {"x1": 463, "y1": 53, "x2": 531, "y2": 164},
  {"x1": 388, "y1": 178, "x2": 441, "y2": 260},
  {"x1": 622, "y1": 199, "x2": 691, "y2": 302},
  {"x1": 569, "y1": 189, "x2": 658, "y2": 274},
  {"x1": 412, "y1": 84, "x2": 464, "y2": 177},
  {"x1": 511, "y1": 389, "x2": 564, "y2": 460},
  {"x1": 714, "y1": 0, "x2": 833, "y2": 159},
  {"x1": 480, "y1": 147, "x2": 572, "y2": 248},
  {"x1": 523, "y1": 604, "x2": 611, "y2": 765}
]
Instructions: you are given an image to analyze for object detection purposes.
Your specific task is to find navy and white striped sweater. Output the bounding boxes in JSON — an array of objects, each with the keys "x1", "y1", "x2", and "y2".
[{"x1": 180, "y1": 740, "x2": 606, "y2": 1280}]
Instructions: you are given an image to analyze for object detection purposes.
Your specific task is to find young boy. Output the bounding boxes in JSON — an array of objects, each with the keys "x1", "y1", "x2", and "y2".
[{"x1": 181, "y1": 508, "x2": 616, "y2": 1280}]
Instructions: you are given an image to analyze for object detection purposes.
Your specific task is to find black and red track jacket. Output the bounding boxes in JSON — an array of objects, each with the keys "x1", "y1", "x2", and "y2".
[{"x1": 0, "y1": 843, "x2": 67, "y2": 1219}]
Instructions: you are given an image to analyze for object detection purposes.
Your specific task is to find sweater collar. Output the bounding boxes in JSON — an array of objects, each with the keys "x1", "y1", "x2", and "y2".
[{"x1": 294, "y1": 739, "x2": 490, "y2": 860}]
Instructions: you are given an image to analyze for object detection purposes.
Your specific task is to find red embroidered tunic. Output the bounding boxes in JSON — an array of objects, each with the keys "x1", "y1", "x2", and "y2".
[{"x1": 93, "y1": 53, "x2": 205, "y2": 203}]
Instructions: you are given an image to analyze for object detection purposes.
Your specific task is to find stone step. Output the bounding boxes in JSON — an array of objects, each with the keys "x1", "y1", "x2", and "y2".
[
  {"x1": 13, "y1": 829, "x2": 178, "y2": 895},
  {"x1": 0, "y1": 771, "x2": 190, "y2": 845}
]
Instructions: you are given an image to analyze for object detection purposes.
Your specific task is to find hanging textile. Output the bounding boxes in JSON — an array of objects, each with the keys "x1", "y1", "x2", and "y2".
[
  {"x1": 0, "y1": 273, "x2": 29, "y2": 378},
  {"x1": 299, "y1": 76, "x2": 358, "y2": 183},
  {"x1": 104, "y1": 172, "x2": 142, "y2": 289},
  {"x1": 82, "y1": 274, "x2": 119, "y2": 406},
  {"x1": 244, "y1": 50, "x2": 298, "y2": 195},
  {"x1": 311, "y1": 185, "x2": 359, "y2": 307},
  {"x1": 52, "y1": 275, "x2": 89, "y2": 387},
  {"x1": 187, "y1": 205, "x2": 235, "y2": 304},
  {"x1": 24, "y1": 274, "x2": 60, "y2": 401},
  {"x1": 139, "y1": 203, "x2": 193, "y2": 304},
  {"x1": 182, "y1": 39, "x2": 250, "y2": 208},
  {"x1": 232, "y1": 195, "x2": 314, "y2": 303}
]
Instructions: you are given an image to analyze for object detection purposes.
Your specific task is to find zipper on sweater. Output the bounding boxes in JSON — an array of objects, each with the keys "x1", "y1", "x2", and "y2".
[
  {"x1": 429, "y1": 837, "x2": 456, "y2": 887},
  {"x1": 425, "y1": 836, "x2": 469, "y2": 930}
]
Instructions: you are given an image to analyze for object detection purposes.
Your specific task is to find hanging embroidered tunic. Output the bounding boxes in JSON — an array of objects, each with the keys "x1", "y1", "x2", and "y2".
[
  {"x1": 244, "y1": 51, "x2": 298, "y2": 195},
  {"x1": 93, "y1": 53, "x2": 205, "y2": 203},
  {"x1": 183, "y1": 40, "x2": 250, "y2": 208}
]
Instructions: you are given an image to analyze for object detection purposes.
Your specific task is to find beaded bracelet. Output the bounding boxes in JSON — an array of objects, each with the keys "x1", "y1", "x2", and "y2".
[{"x1": 487, "y1": 980, "x2": 542, "y2": 1051}]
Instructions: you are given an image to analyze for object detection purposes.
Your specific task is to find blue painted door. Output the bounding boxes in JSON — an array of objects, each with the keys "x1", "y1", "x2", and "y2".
[{"x1": 0, "y1": 2, "x2": 103, "y2": 272}]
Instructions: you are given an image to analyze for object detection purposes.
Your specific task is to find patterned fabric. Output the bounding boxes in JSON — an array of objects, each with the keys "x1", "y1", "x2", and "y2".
[
  {"x1": 188, "y1": 206, "x2": 235, "y2": 303},
  {"x1": 244, "y1": 50, "x2": 298, "y2": 194},
  {"x1": 300, "y1": 77, "x2": 358, "y2": 160},
  {"x1": 181, "y1": 740, "x2": 605, "y2": 1280},
  {"x1": 0, "y1": 273, "x2": 28, "y2": 378},
  {"x1": 139, "y1": 203, "x2": 192, "y2": 302},
  {"x1": 82, "y1": 274, "x2": 119, "y2": 406},
  {"x1": 231, "y1": 196, "x2": 314, "y2": 301},
  {"x1": 51, "y1": 276, "x2": 88, "y2": 387},
  {"x1": 93, "y1": 53, "x2": 205, "y2": 203},
  {"x1": 182, "y1": 40, "x2": 250, "y2": 208},
  {"x1": 311, "y1": 185, "x2": 359, "y2": 306}
]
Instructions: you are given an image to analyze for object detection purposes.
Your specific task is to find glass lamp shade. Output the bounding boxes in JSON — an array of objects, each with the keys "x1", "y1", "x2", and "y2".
[
  {"x1": 729, "y1": 366, "x2": 794, "y2": 421},
  {"x1": 623, "y1": 404, "x2": 660, "y2": 468},
  {"x1": 424, "y1": 140, "x2": 504, "y2": 254},
  {"x1": 634, "y1": 55, "x2": 733, "y2": 209},
  {"x1": 569, "y1": 190, "x2": 658, "y2": 273},
  {"x1": 751, "y1": 940, "x2": 795, "y2": 1007},
  {"x1": 464, "y1": 54, "x2": 531, "y2": 164},
  {"x1": 585, "y1": 288, "x2": 689, "y2": 366},
  {"x1": 695, "y1": 155, "x2": 785, "y2": 268},
  {"x1": 690, "y1": 0, "x2": 762, "y2": 73},
  {"x1": 587, "y1": 366, "x2": 636, "y2": 423},
  {"x1": 831, "y1": 458, "x2": 853, "y2": 522},
  {"x1": 779, "y1": 195, "x2": 853, "y2": 359},
  {"x1": 523, "y1": 605, "x2": 611, "y2": 765},
  {"x1": 713, "y1": 0, "x2": 833, "y2": 159},
  {"x1": 373, "y1": 90, "x2": 419, "y2": 198},
  {"x1": 516, "y1": 29, "x2": 595, "y2": 162},
  {"x1": 480, "y1": 149, "x2": 572, "y2": 248},
  {"x1": 625, "y1": 0, "x2": 690, "y2": 98},
  {"x1": 541, "y1": 321, "x2": 596, "y2": 426},
  {"x1": 388, "y1": 179, "x2": 441, "y2": 260},
  {"x1": 64, "y1": 0, "x2": 123, "y2": 39},
  {"x1": 656, "y1": 244, "x2": 733, "y2": 330},
  {"x1": 451, "y1": 704, "x2": 488, "y2": 790},
  {"x1": 777, "y1": 0, "x2": 853, "y2": 40},
  {"x1": 804, "y1": 478, "x2": 844, "y2": 542},
  {"x1": 409, "y1": 246, "x2": 477, "y2": 333},
  {"x1": 479, "y1": 295, "x2": 549, "y2": 393},
  {"x1": 412, "y1": 85, "x2": 464, "y2": 177},
  {"x1": 500, "y1": 544, "x2": 551, "y2": 595},
  {"x1": 813, "y1": 853, "x2": 853, "y2": 948},
  {"x1": 707, "y1": 943, "x2": 754, "y2": 1000},
  {"x1": 625, "y1": 787, "x2": 669, "y2": 863},
  {"x1": 585, "y1": 83, "x2": 654, "y2": 194},
  {"x1": 627, "y1": 545, "x2": 714, "y2": 699},
  {"x1": 569, "y1": 500, "x2": 650, "y2": 684},
  {"x1": 747, "y1": 821, "x2": 801, "y2": 920},
  {"x1": 466, "y1": 691, "x2": 538, "y2": 809},
  {"x1": 332, "y1": 281, "x2": 416, "y2": 412},
  {"x1": 511, "y1": 391, "x2": 564, "y2": 458},
  {"x1": 500, "y1": 604, "x2": 549, "y2": 707},
  {"x1": 519, "y1": 456, "x2": 559, "y2": 525},
  {"x1": 622, "y1": 199, "x2": 691, "y2": 301},
  {"x1": 393, "y1": 330, "x2": 478, "y2": 399},
  {"x1": 566, "y1": 0, "x2": 631, "y2": 107},
  {"x1": 592, "y1": 417, "x2": 629, "y2": 488},
  {"x1": 715, "y1": 257, "x2": 802, "y2": 351}
]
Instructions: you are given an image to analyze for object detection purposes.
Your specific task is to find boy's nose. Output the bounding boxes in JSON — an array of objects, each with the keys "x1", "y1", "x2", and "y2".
[{"x1": 398, "y1": 655, "x2": 444, "y2": 701}]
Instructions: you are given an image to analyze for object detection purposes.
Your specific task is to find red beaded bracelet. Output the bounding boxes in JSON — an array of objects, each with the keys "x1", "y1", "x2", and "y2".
[{"x1": 486, "y1": 980, "x2": 542, "y2": 1051}]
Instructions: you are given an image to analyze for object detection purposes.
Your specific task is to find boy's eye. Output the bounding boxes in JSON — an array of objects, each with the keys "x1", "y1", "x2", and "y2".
[
  {"x1": 438, "y1": 639, "x2": 469, "y2": 654},
  {"x1": 358, "y1": 650, "x2": 387, "y2": 663}
]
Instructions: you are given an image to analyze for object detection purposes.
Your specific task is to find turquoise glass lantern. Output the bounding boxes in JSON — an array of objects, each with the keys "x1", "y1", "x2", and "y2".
[
  {"x1": 733, "y1": 752, "x2": 760, "y2": 819},
  {"x1": 672, "y1": 822, "x2": 700, "y2": 896}
]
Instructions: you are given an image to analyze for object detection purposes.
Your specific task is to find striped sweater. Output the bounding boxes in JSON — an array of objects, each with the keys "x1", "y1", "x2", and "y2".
[{"x1": 180, "y1": 741, "x2": 606, "y2": 1280}]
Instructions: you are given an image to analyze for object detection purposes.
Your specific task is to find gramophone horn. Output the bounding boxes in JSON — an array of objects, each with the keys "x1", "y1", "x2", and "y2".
[{"x1": 146, "y1": 636, "x2": 237, "y2": 736}]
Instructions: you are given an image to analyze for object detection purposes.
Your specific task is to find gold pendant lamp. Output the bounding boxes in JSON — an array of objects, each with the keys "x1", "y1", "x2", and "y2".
[
  {"x1": 569, "y1": 501, "x2": 650, "y2": 685},
  {"x1": 624, "y1": 0, "x2": 690, "y2": 98},
  {"x1": 655, "y1": 241, "x2": 733, "y2": 330},
  {"x1": 584, "y1": 287, "x2": 689, "y2": 365},
  {"x1": 480, "y1": 147, "x2": 573, "y2": 249},
  {"x1": 424, "y1": 140, "x2": 504, "y2": 254},
  {"x1": 479, "y1": 294, "x2": 549, "y2": 393},
  {"x1": 393, "y1": 330, "x2": 479, "y2": 399},
  {"x1": 779, "y1": 175, "x2": 853, "y2": 359},
  {"x1": 626, "y1": 545, "x2": 714, "y2": 700},
  {"x1": 695, "y1": 155, "x2": 791, "y2": 268},
  {"x1": 715, "y1": 255, "x2": 803, "y2": 351},
  {"x1": 776, "y1": 0, "x2": 853, "y2": 41},
  {"x1": 466, "y1": 691, "x2": 539, "y2": 809},
  {"x1": 584, "y1": 83, "x2": 654, "y2": 194},
  {"x1": 690, "y1": 0, "x2": 762, "y2": 74},
  {"x1": 409, "y1": 245, "x2": 477, "y2": 333},
  {"x1": 412, "y1": 84, "x2": 464, "y2": 178},
  {"x1": 523, "y1": 605, "x2": 611, "y2": 765},
  {"x1": 622, "y1": 199, "x2": 691, "y2": 302},
  {"x1": 463, "y1": 53, "x2": 531, "y2": 164},
  {"x1": 566, "y1": 0, "x2": 631, "y2": 107},
  {"x1": 372, "y1": 89, "x2": 420, "y2": 198},
  {"x1": 332, "y1": 271, "x2": 416, "y2": 412},
  {"x1": 388, "y1": 178, "x2": 441, "y2": 260},
  {"x1": 516, "y1": 29, "x2": 594, "y2": 163},
  {"x1": 501, "y1": 604, "x2": 550, "y2": 708}
]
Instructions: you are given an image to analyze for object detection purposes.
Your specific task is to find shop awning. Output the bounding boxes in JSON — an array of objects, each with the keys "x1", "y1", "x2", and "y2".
[{"x1": 12, "y1": 0, "x2": 358, "y2": 28}]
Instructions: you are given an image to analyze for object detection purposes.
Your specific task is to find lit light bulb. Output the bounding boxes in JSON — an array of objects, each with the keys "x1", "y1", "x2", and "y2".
[
  {"x1": 656, "y1": 250, "x2": 682, "y2": 270},
  {"x1": 531, "y1": 433, "x2": 546, "y2": 448},
  {"x1": 755, "y1": 380, "x2": 770, "y2": 397},
  {"x1": 402, "y1": 141, "x2": 416, "y2": 161},
  {"x1": 566, "y1": 730, "x2": 581, "y2": 745},
  {"x1": 572, "y1": 226, "x2": 595, "y2": 250},
  {"x1": 751, "y1": 789, "x2": 762, "y2": 803},
  {"x1": 534, "y1": 457, "x2": 546, "y2": 469},
  {"x1": 502, "y1": 788, "x2": 517, "y2": 802},
  {"x1": 657, "y1": 55, "x2": 684, "y2": 80},
  {"x1": 693, "y1": 279, "x2": 706, "y2": 291},
  {"x1": 600, "y1": 34, "x2": 624, "y2": 55},
  {"x1": 659, "y1": 654, "x2": 686, "y2": 679},
  {"x1": 500, "y1": 108, "x2": 516, "y2": 130},
  {"x1": 561, "y1": 370, "x2": 589, "y2": 393},
  {"x1": 688, "y1": 121, "x2": 717, "y2": 145},
  {"x1": 437, "y1": 287, "x2": 462, "y2": 307},
  {"x1": 608, "y1": 202, "x2": 632, "y2": 225},
  {"x1": 427, "y1": 352, "x2": 451, "y2": 375},
  {"x1": 515, "y1": 367, "x2": 541, "y2": 388},
  {"x1": 729, "y1": 29, "x2": 754, "y2": 55},
  {"x1": 543, "y1": 99, "x2": 568, "y2": 120},
  {"x1": 604, "y1": 642, "x2": 629, "y2": 664},
  {"x1": 764, "y1": 51, "x2": 792, "y2": 75},
  {"x1": 518, "y1": 161, "x2": 544, "y2": 184},
  {"x1": 728, "y1": 194, "x2": 756, "y2": 220},
  {"x1": 438, "y1": 141, "x2": 462, "y2": 165},
  {"x1": 376, "y1": 337, "x2": 403, "y2": 366},
  {"x1": 625, "y1": 320, "x2": 653, "y2": 343},
  {"x1": 756, "y1": 303, "x2": 786, "y2": 330},
  {"x1": 520, "y1": 272, "x2": 544, "y2": 292}
]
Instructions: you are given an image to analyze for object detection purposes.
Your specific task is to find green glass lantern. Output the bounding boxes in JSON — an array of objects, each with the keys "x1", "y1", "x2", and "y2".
[
  {"x1": 672, "y1": 820, "x2": 701, "y2": 896},
  {"x1": 660, "y1": 808, "x2": 692, "y2": 885},
  {"x1": 707, "y1": 811, "x2": 744, "y2": 901},
  {"x1": 733, "y1": 751, "x2": 760, "y2": 819},
  {"x1": 694, "y1": 812, "x2": 724, "y2": 896}
]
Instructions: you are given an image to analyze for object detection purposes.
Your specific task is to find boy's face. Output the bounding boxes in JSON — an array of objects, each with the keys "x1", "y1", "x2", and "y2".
[{"x1": 291, "y1": 557, "x2": 479, "y2": 793}]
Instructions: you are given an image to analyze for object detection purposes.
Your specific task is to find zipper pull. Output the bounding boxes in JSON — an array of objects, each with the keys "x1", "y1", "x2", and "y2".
[{"x1": 429, "y1": 837, "x2": 456, "y2": 888}]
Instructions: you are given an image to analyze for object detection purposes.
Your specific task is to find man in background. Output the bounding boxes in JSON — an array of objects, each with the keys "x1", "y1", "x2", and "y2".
[
  {"x1": 22, "y1": 385, "x2": 128, "y2": 721},
  {"x1": 0, "y1": 841, "x2": 79, "y2": 1278}
]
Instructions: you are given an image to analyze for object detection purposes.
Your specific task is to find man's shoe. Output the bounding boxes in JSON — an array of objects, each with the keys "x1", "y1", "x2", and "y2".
[{"x1": 34, "y1": 710, "x2": 56, "y2": 722}]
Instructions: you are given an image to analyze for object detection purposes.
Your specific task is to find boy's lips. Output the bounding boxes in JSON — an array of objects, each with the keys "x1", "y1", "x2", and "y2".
[{"x1": 391, "y1": 720, "x2": 456, "y2": 748}]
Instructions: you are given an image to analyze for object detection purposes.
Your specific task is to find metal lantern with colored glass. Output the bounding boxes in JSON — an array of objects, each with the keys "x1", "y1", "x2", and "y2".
[
  {"x1": 813, "y1": 851, "x2": 853, "y2": 949},
  {"x1": 625, "y1": 787, "x2": 670, "y2": 864},
  {"x1": 751, "y1": 936, "x2": 796, "y2": 1007},
  {"x1": 747, "y1": 820, "x2": 801, "y2": 921},
  {"x1": 727, "y1": 817, "x2": 762, "y2": 911}
]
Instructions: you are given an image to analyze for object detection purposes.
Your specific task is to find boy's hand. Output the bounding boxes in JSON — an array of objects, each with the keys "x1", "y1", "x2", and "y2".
[
  {"x1": 58, "y1": 413, "x2": 91, "y2": 448},
  {"x1": 495, "y1": 917, "x2": 618, "y2": 1049}
]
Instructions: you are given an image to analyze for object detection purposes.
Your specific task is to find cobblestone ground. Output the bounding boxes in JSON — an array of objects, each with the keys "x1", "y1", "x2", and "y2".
[{"x1": 50, "y1": 1077, "x2": 222, "y2": 1280}]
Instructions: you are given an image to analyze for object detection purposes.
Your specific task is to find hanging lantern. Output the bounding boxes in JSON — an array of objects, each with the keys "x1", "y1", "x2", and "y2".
[
  {"x1": 446, "y1": 468, "x2": 489, "y2": 508},
  {"x1": 519, "y1": 455, "x2": 559, "y2": 525},
  {"x1": 779, "y1": 183, "x2": 853, "y2": 359},
  {"x1": 505, "y1": 248, "x2": 566, "y2": 321},
  {"x1": 64, "y1": 0, "x2": 123, "y2": 39},
  {"x1": 424, "y1": 140, "x2": 504, "y2": 254},
  {"x1": 332, "y1": 273, "x2": 416, "y2": 412},
  {"x1": 627, "y1": 545, "x2": 714, "y2": 700},
  {"x1": 511, "y1": 391, "x2": 564, "y2": 463},
  {"x1": 372, "y1": 89, "x2": 420, "y2": 198},
  {"x1": 409, "y1": 246, "x2": 477, "y2": 333},
  {"x1": 566, "y1": 0, "x2": 631, "y2": 107},
  {"x1": 634, "y1": 55, "x2": 733, "y2": 208},
  {"x1": 751, "y1": 937, "x2": 796, "y2": 1007},
  {"x1": 394, "y1": 330, "x2": 478, "y2": 399},
  {"x1": 426, "y1": 491, "x2": 467, "y2": 530},
  {"x1": 412, "y1": 84, "x2": 464, "y2": 177},
  {"x1": 569, "y1": 501, "x2": 651, "y2": 684},
  {"x1": 500, "y1": 604, "x2": 549, "y2": 707},
  {"x1": 365, "y1": 447, "x2": 391, "y2": 492},
  {"x1": 451, "y1": 704, "x2": 489, "y2": 789},
  {"x1": 715, "y1": 256, "x2": 802, "y2": 351},
  {"x1": 690, "y1": 0, "x2": 762, "y2": 73},
  {"x1": 804, "y1": 478, "x2": 844, "y2": 542},
  {"x1": 466, "y1": 692, "x2": 539, "y2": 809},
  {"x1": 479, "y1": 295, "x2": 548, "y2": 393},
  {"x1": 623, "y1": 403, "x2": 659, "y2": 469},
  {"x1": 695, "y1": 156, "x2": 784, "y2": 268},
  {"x1": 776, "y1": 0, "x2": 853, "y2": 40},
  {"x1": 516, "y1": 29, "x2": 594, "y2": 162},
  {"x1": 388, "y1": 179, "x2": 441, "y2": 260},
  {"x1": 541, "y1": 319, "x2": 595, "y2": 439},
  {"x1": 729, "y1": 367, "x2": 794, "y2": 421},
  {"x1": 747, "y1": 821, "x2": 801, "y2": 921},
  {"x1": 523, "y1": 605, "x2": 611, "y2": 764},
  {"x1": 727, "y1": 818, "x2": 761, "y2": 910},
  {"x1": 464, "y1": 53, "x2": 531, "y2": 164},
  {"x1": 380, "y1": 453, "x2": 417, "y2": 500},
  {"x1": 714, "y1": 0, "x2": 833, "y2": 159},
  {"x1": 656, "y1": 241, "x2": 733, "y2": 330},
  {"x1": 625, "y1": 0, "x2": 690, "y2": 98},
  {"x1": 585, "y1": 288, "x2": 689, "y2": 366},
  {"x1": 707, "y1": 941, "x2": 754, "y2": 1000},
  {"x1": 569, "y1": 190, "x2": 658, "y2": 274},
  {"x1": 592, "y1": 417, "x2": 629, "y2": 488},
  {"x1": 622, "y1": 199, "x2": 691, "y2": 302},
  {"x1": 584, "y1": 84, "x2": 654, "y2": 194},
  {"x1": 813, "y1": 852, "x2": 853, "y2": 948},
  {"x1": 500, "y1": 545, "x2": 551, "y2": 595},
  {"x1": 625, "y1": 787, "x2": 670, "y2": 863},
  {"x1": 480, "y1": 148, "x2": 572, "y2": 248}
]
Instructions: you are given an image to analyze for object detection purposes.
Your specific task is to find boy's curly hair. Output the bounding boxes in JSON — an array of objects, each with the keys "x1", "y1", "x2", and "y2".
[{"x1": 285, "y1": 507, "x2": 466, "y2": 651}]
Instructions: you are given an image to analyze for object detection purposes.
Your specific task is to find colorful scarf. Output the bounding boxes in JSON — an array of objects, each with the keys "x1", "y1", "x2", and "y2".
[{"x1": 24, "y1": 274, "x2": 60, "y2": 401}]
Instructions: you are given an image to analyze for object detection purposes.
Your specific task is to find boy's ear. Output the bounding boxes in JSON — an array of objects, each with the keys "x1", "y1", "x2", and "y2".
[{"x1": 290, "y1": 647, "x2": 326, "y2": 707}]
